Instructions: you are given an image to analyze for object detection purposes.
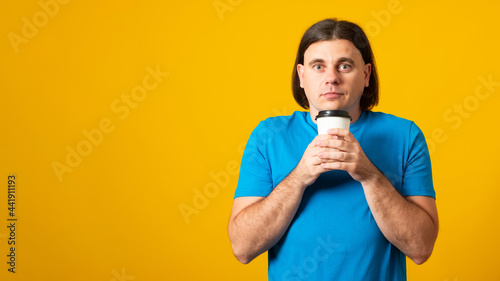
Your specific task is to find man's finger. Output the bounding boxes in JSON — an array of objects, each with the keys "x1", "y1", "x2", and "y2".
[
  {"x1": 327, "y1": 128, "x2": 358, "y2": 143},
  {"x1": 321, "y1": 161, "x2": 347, "y2": 171},
  {"x1": 326, "y1": 128, "x2": 349, "y2": 136},
  {"x1": 318, "y1": 140, "x2": 350, "y2": 152},
  {"x1": 318, "y1": 151, "x2": 353, "y2": 162}
]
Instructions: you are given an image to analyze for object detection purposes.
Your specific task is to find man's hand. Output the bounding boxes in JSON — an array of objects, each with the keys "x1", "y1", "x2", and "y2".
[
  {"x1": 316, "y1": 128, "x2": 380, "y2": 183},
  {"x1": 292, "y1": 134, "x2": 344, "y2": 187}
]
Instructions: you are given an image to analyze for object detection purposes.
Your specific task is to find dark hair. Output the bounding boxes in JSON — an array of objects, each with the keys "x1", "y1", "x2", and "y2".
[{"x1": 292, "y1": 18, "x2": 379, "y2": 111}]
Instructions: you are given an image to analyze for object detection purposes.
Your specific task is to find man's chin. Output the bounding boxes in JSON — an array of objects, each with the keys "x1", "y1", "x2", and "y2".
[
  {"x1": 318, "y1": 100, "x2": 357, "y2": 113},
  {"x1": 319, "y1": 105, "x2": 345, "y2": 111}
]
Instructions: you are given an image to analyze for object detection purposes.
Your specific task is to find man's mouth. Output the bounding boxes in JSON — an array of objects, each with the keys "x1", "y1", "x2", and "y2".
[{"x1": 322, "y1": 91, "x2": 344, "y2": 99}]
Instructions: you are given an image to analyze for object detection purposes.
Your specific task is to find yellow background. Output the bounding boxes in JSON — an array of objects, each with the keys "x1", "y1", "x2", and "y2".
[{"x1": 1, "y1": 0, "x2": 499, "y2": 280}]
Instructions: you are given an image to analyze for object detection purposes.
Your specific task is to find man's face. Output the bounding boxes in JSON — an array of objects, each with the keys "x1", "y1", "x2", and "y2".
[{"x1": 297, "y1": 39, "x2": 371, "y2": 121}]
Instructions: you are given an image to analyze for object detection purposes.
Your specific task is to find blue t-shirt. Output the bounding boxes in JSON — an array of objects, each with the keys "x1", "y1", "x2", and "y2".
[{"x1": 234, "y1": 111, "x2": 435, "y2": 281}]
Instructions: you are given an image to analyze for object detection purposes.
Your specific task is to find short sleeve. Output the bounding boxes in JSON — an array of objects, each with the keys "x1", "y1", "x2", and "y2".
[
  {"x1": 234, "y1": 122, "x2": 274, "y2": 198},
  {"x1": 401, "y1": 122, "x2": 436, "y2": 199}
]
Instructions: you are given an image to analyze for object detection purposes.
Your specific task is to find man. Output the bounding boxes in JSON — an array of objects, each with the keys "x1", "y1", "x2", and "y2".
[{"x1": 228, "y1": 19, "x2": 438, "y2": 280}]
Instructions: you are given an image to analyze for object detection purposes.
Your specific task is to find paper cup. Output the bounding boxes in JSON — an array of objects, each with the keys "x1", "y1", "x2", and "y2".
[{"x1": 315, "y1": 110, "x2": 351, "y2": 135}]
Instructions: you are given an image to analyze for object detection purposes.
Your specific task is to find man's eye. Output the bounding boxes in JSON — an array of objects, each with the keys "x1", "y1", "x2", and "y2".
[
  {"x1": 339, "y1": 64, "x2": 351, "y2": 71},
  {"x1": 313, "y1": 65, "x2": 323, "y2": 70}
]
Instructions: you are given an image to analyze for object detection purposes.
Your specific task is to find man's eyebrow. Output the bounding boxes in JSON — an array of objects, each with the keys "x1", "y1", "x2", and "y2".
[
  {"x1": 338, "y1": 57, "x2": 355, "y2": 65},
  {"x1": 307, "y1": 58, "x2": 325, "y2": 66},
  {"x1": 307, "y1": 57, "x2": 356, "y2": 66}
]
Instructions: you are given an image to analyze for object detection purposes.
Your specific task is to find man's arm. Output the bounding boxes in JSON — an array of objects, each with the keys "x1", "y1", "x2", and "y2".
[
  {"x1": 360, "y1": 175, "x2": 438, "y2": 264},
  {"x1": 228, "y1": 135, "x2": 328, "y2": 264},
  {"x1": 318, "y1": 128, "x2": 439, "y2": 264},
  {"x1": 228, "y1": 173, "x2": 305, "y2": 264}
]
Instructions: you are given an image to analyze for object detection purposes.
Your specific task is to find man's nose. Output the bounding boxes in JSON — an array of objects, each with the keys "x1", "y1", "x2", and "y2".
[{"x1": 326, "y1": 68, "x2": 340, "y2": 85}]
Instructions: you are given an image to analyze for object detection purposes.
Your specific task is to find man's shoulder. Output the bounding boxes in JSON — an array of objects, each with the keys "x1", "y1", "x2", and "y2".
[
  {"x1": 258, "y1": 111, "x2": 308, "y2": 128},
  {"x1": 366, "y1": 111, "x2": 415, "y2": 127},
  {"x1": 248, "y1": 111, "x2": 310, "y2": 144},
  {"x1": 365, "y1": 111, "x2": 425, "y2": 141}
]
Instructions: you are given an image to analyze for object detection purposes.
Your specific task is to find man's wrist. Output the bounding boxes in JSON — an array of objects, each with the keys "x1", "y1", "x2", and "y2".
[
  {"x1": 359, "y1": 166, "x2": 389, "y2": 188},
  {"x1": 286, "y1": 168, "x2": 310, "y2": 191}
]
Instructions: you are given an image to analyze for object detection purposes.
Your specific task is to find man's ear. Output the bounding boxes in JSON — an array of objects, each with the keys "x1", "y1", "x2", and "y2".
[
  {"x1": 297, "y1": 64, "x2": 305, "y2": 88},
  {"x1": 364, "y1": 63, "x2": 372, "y2": 87}
]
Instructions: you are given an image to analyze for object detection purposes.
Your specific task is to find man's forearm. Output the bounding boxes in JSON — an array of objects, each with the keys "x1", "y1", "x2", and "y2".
[
  {"x1": 361, "y1": 173, "x2": 438, "y2": 264},
  {"x1": 228, "y1": 171, "x2": 307, "y2": 264}
]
